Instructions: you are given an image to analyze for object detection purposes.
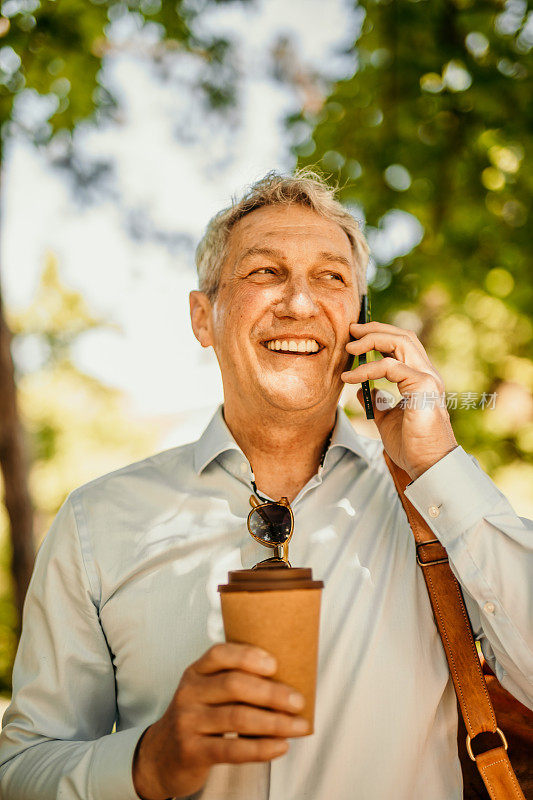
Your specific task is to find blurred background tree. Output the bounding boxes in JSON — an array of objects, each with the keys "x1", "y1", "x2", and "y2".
[
  {"x1": 289, "y1": 0, "x2": 533, "y2": 508},
  {"x1": 0, "y1": 0, "x2": 245, "y2": 658},
  {"x1": 0, "y1": 253, "x2": 163, "y2": 692}
]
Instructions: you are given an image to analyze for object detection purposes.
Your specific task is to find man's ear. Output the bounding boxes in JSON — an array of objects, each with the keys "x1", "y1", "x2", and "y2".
[{"x1": 189, "y1": 291, "x2": 215, "y2": 348}]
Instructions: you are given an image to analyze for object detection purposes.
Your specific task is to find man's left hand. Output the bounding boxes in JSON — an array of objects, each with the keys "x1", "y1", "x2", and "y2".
[{"x1": 341, "y1": 321, "x2": 458, "y2": 481}]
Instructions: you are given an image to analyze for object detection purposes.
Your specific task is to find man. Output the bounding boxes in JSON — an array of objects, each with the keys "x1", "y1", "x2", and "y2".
[{"x1": 0, "y1": 170, "x2": 531, "y2": 800}]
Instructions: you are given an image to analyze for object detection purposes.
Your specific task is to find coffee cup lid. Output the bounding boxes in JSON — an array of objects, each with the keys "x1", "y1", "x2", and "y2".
[{"x1": 218, "y1": 567, "x2": 324, "y2": 592}]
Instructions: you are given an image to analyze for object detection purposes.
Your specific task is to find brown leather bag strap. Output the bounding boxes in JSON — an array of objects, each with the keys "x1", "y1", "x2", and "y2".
[{"x1": 384, "y1": 451, "x2": 526, "y2": 800}]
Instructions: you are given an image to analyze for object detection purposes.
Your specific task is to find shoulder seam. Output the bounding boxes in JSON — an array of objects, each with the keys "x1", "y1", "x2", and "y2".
[{"x1": 68, "y1": 491, "x2": 101, "y2": 609}]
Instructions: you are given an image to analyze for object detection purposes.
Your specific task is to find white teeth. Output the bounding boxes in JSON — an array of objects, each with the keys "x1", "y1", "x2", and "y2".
[{"x1": 264, "y1": 338, "x2": 321, "y2": 353}]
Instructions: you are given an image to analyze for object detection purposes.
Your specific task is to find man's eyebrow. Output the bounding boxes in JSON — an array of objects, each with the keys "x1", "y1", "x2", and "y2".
[
  {"x1": 316, "y1": 251, "x2": 353, "y2": 270},
  {"x1": 238, "y1": 246, "x2": 286, "y2": 263},
  {"x1": 238, "y1": 246, "x2": 353, "y2": 269}
]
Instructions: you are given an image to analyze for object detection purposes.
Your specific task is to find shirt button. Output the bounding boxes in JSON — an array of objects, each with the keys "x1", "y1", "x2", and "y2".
[
  {"x1": 240, "y1": 463, "x2": 248, "y2": 474},
  {"x1": 484, "y1": 601, "x2": 495, "y2": 614},
  {"x1": 428, "y1": 505, "x2": 441, "y2": 518}
]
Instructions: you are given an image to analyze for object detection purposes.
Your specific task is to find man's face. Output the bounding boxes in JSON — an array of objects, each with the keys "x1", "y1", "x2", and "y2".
[{"x1": 192, "y1": 204, "x2": 361, "y2": 415}]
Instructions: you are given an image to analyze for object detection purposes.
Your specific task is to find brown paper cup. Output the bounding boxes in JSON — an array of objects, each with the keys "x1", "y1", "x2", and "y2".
[{"x1": 219, "y1": 568, "x2": 323, "y2": 733}]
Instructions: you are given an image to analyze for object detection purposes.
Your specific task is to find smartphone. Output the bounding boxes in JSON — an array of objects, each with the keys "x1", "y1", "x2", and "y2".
[{"x1": 352, "y1": 294, "x2": 374, "y2": 420}]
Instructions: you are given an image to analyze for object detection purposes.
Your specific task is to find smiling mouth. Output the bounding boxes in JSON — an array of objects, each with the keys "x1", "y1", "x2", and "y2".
[{"x1": 260, "y1": 339, "x2": 325, "y2": 356}]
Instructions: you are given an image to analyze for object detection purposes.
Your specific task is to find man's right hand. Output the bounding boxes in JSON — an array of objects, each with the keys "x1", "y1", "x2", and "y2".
[{"x1": 132, "y1": 642, "x2": 309, "y2": 800}]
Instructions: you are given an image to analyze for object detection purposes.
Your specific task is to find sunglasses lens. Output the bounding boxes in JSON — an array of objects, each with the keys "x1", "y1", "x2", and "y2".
[{"x1": 249, "y1": 504, "x2": 292, "y2": 544}]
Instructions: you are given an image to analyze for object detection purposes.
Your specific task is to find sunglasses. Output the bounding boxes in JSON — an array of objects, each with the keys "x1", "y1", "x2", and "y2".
[{"x1": 247, "y1": 495, "x2": 294, "y2": 565}]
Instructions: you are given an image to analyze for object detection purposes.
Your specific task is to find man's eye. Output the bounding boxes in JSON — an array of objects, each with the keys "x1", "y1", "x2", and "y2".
[
  {"x1": 250, "y1": 268, "x2": 275, "y2": 275},
  {"x1": 324, "y1": 272, "x2": 344, "y2": 282}
]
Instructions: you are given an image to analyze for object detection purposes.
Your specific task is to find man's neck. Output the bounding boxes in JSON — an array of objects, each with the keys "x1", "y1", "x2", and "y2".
[{"x1": 222, "y1": 402, "x2": 337, "y2": 503}]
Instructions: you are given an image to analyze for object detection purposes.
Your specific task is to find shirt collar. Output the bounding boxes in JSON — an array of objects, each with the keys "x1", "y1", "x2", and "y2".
[
  {"x1": 327, "y1": 404, "x2": 373, "y2": 467},
  {"x1": 193, "y1": 403, "x2": 372, "y2": 475}
]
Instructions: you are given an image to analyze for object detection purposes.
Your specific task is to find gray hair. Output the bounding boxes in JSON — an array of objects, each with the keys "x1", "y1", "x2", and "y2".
[{"x1": 195, "y1": 169, "x2": 369, "y2": 302}]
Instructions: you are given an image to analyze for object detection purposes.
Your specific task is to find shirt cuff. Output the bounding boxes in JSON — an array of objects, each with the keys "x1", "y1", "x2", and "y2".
[
  {"x1": 403, "y1": 446, "x2": 502, "y2": 549},
  {"x1": 90, "y1": 724, "x2": 148, "y2": 800}
]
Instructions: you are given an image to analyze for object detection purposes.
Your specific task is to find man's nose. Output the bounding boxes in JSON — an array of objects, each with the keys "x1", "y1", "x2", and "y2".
[{"x1": 273, "y1": 277, "x2": 320, "y2": 317}]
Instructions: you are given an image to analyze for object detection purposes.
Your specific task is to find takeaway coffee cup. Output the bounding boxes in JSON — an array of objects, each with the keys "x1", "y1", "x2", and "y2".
[{"x1": 218, "y1": 566, "x2": 324, "y2": 733}]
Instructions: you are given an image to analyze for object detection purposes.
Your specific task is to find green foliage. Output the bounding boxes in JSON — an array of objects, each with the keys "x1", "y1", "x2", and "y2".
[
  {"x1": 0, "y1": 0, "x2": 247, "y2": 138},
  {"x1": 0, "y1": 0, "x2": 107, "y2": 130},
  {"x1": 294, "y1": 0, "x2": 533, "y2": 484}
]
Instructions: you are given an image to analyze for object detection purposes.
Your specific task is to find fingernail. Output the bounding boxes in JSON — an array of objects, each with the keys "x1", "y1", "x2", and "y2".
[
  {"x1": 292, "y1": 718, "x2": 309, "y2": 733},
  {"x1": 289, "y1": 692, "x2": 305, "y2": 710},
  {"x1": 261, "y1": 655, "x2": 277, "y2": 671}
]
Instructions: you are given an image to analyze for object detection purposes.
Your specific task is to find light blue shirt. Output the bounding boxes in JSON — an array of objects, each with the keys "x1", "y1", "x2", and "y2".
[{"x1": 0, "y1": 404, "x2": 532, "y2": 800}]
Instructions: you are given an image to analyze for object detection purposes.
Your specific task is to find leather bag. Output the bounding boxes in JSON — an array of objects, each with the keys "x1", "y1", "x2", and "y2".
[{"x1": 384, "y1": 452, "x2": 532, "y2": 800}]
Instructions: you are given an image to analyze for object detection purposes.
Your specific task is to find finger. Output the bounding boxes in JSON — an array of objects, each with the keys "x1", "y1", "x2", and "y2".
[
  {"x1": 346, "y1": 332, "x2": 432, "y2": 373},
  {"x1": 197, "y1": 704, "x2": 309, "y2": 738},
  {"x1": 342, "y1": 357, "x2": 443, "y2": 396},
  {"x1": 350, "y1": 320, "x2": 421, "y2": 339},
  {"x1": 193, "y1": 671, "x2": 305, "y2": 714},
  {"x1": 350, "y1": 321, "x2": 429, "y2": 359},
  {"x1": 202, "y1": 735, "x2": 289, "y2": 765},
  {"x1": 193, "y1": 643, "x2": 277, "y2": 677}
]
